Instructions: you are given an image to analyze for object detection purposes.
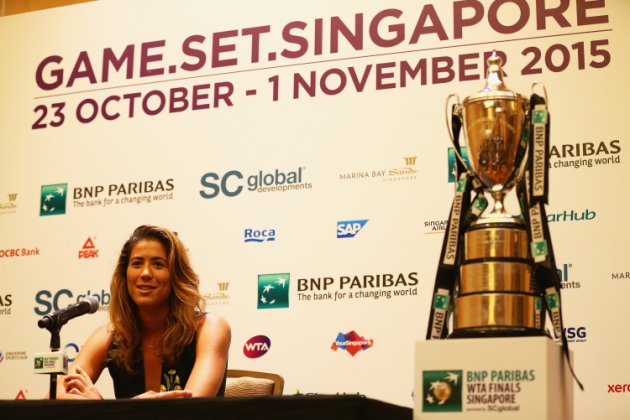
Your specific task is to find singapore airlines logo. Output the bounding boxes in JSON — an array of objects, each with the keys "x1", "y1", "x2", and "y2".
[
  {"x1": 40, "y1": 183, "x2": 67, "y2": 216},
  {"x1": 257, "y1": 273, "x2": 289, "y2": 309},
  {"x1": 422, "y1": 370, "x2": 463, "y2": 412}
]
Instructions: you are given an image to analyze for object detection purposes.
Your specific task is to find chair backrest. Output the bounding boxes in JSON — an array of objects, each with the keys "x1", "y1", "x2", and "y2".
[{"x1": 225, "y1": 369, "x2": 284, "y2": 397}]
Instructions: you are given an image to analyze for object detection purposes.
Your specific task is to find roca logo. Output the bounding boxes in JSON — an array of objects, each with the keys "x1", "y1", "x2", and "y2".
[
  {"x1": 243, "y1": 335, "x2": 271, "y2": 359},
  {"x1": 244, "y1": 229, "x2": 276, "y2": 243},
  {"x1": 34, "y1": 289, "x2": 110, "y2": 316}
]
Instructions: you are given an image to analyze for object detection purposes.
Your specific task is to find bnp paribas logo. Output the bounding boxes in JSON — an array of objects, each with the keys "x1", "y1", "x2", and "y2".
[
  {"x1": 40, "y1": 183, "x2": 67, "y2": 216},
  {"x1": 257, "y1": 273, "x2": 289, "y2": 309},
  {"x1": 422, "y1": 370, "x2": 463, "y2": 412},
  {"x1": 447, "y1": 147, "x2": 470, "y2": 183}
]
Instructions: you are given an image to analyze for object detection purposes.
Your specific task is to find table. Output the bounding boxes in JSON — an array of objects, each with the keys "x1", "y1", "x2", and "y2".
[{"x1": 2, "y1": 394, "x2": 412, "y2": 420}]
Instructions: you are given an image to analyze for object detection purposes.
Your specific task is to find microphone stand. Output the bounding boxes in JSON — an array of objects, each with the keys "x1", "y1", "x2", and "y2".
[{"x1": 48, "y1": 327, "x2": 61, "y2": 400}]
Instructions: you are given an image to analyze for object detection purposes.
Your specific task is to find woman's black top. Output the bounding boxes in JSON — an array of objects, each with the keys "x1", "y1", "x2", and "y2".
[{"x1": 106, "y1": 336, "x2": 226, "y2": 398}]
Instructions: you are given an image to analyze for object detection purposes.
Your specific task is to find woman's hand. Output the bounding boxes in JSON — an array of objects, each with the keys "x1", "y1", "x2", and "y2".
[
  {"x1": 132, "y1": 390, "x2": 193, "y2": 399},
  {"x1": 63, "y1": 366, "x2": 104, "y2": 400}
]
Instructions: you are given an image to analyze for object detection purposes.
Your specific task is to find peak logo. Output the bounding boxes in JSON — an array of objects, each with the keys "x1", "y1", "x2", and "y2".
[
  {"x1": 200, "y1": 167, "x2": 311, "y2": 199},
  {"x1": 244, "y1": 228, "x2": 276, "y2": 243},
  {"x1": 331, "y1": 330, "x2": 373, "y2": 356},
  {"x1": 40, "y1": 183, "x2": 67, "y2": 216},
  {"x1": 243, "y1": 335, "x2": 271, "y2": 358},
  {"x1": 257, "y1": 273, "x2": 289, "y2": 309},
  {"x1": 547, "y1": 209, "x2": 596, "y2": 223},
  {"x1": 78, "y1": 237, "x2": 99, "y2": 259},
  {"x1": 337, "y1": 220, "x2": 368, "y2": 238},
  {"x1": 422, "y1": 370, "x2": 463, "y2": 412}
]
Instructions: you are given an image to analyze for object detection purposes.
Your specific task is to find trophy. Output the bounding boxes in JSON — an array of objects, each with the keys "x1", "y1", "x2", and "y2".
[{"x1": 443, "y1": 52, "x2": 545, "y2": 338}]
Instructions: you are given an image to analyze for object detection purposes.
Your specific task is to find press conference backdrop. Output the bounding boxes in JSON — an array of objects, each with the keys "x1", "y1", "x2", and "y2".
[{"x1": 0, "y1": 0, "x2": 628, "y2": 417}]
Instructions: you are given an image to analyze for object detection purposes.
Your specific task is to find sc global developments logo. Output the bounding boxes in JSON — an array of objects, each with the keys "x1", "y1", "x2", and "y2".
[{"x1": 199, "y1": 167, "x2": 311, "y2": 199}]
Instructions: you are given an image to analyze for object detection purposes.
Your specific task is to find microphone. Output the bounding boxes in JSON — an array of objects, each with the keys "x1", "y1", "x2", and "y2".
[{"x1": 38, "y1": 295, "x2": 100, "y2": 330}]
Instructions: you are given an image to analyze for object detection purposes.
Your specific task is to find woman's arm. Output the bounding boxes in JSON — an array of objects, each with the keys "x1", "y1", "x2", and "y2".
[
  {"x1": 54, "y1": 324, "x2": 111, "y2": 399},
  {"x1": 184, "y1": 314, "x2": 231, "y2": 397}
]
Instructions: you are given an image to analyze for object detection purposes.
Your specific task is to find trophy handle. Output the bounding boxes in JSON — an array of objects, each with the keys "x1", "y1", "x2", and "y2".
[
  {"x1": 531, "y1": 81, "x2": 549, "y2": 109},
  {"x1": 445, "y1": 93, "x2": 470, "y2": 171}
]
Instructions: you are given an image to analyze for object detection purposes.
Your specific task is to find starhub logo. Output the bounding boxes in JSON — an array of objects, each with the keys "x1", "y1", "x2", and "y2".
[
  {"x1": 547, "y1": 209, "x2": 596, "y2": 223},
  {"x1": 200, "y1": 167, "x2": 311, "y2": 199},
  {"x1": 40, "y1": 183, "x2": 67, "y2": 216}
]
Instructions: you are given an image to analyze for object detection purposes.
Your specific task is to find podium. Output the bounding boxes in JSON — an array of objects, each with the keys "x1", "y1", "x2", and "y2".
[{"x1": 414, "y1": 337, "x2": 573, "y2": 419}]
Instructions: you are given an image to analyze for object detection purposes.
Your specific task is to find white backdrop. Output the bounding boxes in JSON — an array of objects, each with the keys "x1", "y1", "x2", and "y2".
[{"x1": 0, "y1": 0, "x2": 628, "y2": 418}]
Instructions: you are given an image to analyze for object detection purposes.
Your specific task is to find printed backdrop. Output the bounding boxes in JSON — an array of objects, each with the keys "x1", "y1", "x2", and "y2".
[{"x1": 0, "y1": 0, "x2": 628, "y2": 418}]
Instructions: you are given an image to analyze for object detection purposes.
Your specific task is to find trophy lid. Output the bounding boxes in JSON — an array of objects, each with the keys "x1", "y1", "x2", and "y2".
[{"x1": 463, "y1": 51, "x2": 522, "y2": 103}]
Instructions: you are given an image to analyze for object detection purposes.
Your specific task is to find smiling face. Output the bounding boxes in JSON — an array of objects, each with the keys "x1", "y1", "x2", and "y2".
[{"x1": 126, "y1": 239, "x2": 172, "y2": 309}]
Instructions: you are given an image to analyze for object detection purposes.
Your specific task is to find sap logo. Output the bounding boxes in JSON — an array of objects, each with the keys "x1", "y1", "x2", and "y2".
[
  {"x1": 563, "y1": 327, "x2": 587, "y2": 342},
  {"x1": 337, "y1": 220, "x2": 368, "y2": 238},
  {"x1": 34, "y1": 289, "x2": 110, "y2": 316},
  {"x1": 243, "y1": 335, "x2": 271, "y2": 358},
  {"x1": 199, "y1": 167, "x2": 306, "y2": 199},
  {"x1": 78, "y1": 237, "x2": 99, "y2": 258},
  {"x1": 244, "y1": 229, "x2": 276, "y2": 243},
  {"x1": 64, "y1": 343, "x2": 80, "y2": 362}
]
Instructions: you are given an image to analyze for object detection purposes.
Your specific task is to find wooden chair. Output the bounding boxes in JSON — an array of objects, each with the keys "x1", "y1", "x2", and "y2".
[{"x1": 225, "y1": 369, "x2": 285, "y2": 397}]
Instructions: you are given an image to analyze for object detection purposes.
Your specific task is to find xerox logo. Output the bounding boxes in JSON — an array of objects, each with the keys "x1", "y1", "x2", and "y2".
[
  {"x1": 337, "y1": 220, "x2": 368, "y2": 238},
  {"x1": 608, "y1": 384, "x2": 630, "y2": 393},
  {"x1": 78, "y1": 237, "x2": 99, "y2": 259},
  {"x1": 200, "y1": 167, "x2": 311, "y2": 199},
  {"x1": 244, "y1": 228, "x2": 276, "y2": 243},
  {"x1": 243, "y1": 335, "x2": 271, "y2": 358},
  {"x1": 331, "y1": 330, "x2": 373, "y2": 357},
  {"x1": 40, "y1": 183, "x2": 67, "y2": 216}
]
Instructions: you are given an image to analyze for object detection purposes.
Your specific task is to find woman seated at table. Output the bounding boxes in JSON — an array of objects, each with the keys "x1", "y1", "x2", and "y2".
[{"x1": 57, "y1": 225, "x2": 231, "y2": 399}]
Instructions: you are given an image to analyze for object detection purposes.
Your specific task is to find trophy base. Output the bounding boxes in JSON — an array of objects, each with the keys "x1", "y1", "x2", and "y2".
[{"x1": 448, "y1": 326, "x2": 547, "y2": 339}]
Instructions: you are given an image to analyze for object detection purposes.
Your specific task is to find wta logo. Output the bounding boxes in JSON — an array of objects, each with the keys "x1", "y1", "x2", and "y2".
[{"x1": 243, "y1": 335, "x2": 271, "y2": 358}]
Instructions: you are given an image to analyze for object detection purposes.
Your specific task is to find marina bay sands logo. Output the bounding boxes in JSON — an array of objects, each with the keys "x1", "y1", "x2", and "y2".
[
  {"x1": 257, "y1": 273, "x2": 289, "y2": 309},
  {"x1": 40, "y1": 183, "x2": 67, "y2": 216},
  {"x1": 422, "y1": 370, "x2": 463, "y2": 412}
]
